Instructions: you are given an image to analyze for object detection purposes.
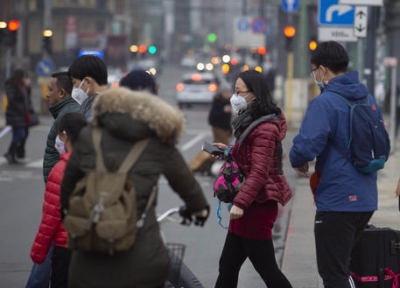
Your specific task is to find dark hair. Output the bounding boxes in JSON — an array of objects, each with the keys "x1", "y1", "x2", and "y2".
[
  {"x1": 6, "y1": 69, "x2": 29, "y2": 86},
  {"x1": 119, "y1": 69, "x2": 158, "y2": 95},
  {"x1": 237, "y1": 70, "x2": 280, "y2": 119},
  {"x1": 310, "y1": 41, "x2": 349, "y2": 73},
  {"x1": 55, "y1": 112, "x2": 87, "y2": 146},
  {"x1": 68, "y1": 55, "x2": 108, "y2": 85},
  {"x1": 51, "y1": 72, "x2": 73, "y2": 94}
]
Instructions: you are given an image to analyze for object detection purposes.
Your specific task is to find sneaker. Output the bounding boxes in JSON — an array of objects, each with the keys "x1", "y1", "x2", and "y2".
[{"x1": 4, "y1": 153, "x2": 17, "y2": 164}]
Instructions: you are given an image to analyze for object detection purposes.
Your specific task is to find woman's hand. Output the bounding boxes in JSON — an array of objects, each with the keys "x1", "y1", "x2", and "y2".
[
  {"x1": 395, "y1": 177, "x2": 400, "y2": 196},
  {"x1": 229, "y1": 205, "x2": 243, "y2": 219},
  {"x1": 211, "y1": 142, "x2": 227, "y2": 160},
  {"x1": 212, "y1": 142, "x2": 227, "y2": 151}
]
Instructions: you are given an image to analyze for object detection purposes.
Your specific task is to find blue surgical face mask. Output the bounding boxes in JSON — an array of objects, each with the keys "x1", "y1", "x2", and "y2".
[{"x1": 71, "y1": 79, "x2": 89, "y2": 105}]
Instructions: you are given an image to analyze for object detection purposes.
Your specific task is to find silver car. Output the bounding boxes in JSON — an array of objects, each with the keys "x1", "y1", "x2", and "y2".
[{"x1": 176, "y1": 72, "x2": 219, "y2": 108}]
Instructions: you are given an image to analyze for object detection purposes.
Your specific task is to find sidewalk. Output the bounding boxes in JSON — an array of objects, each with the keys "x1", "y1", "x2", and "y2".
[{"x1": 281, "y1": 138, "x2": 400, "y2": 288}]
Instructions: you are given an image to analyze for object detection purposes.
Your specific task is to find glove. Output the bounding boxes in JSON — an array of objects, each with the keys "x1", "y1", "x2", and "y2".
[
  {"x1": 194, "y1": 205, "x2": 210, "y2": 227},
  {"x1": 178, "y1": 206, "x2": 193, "y2": 226}
]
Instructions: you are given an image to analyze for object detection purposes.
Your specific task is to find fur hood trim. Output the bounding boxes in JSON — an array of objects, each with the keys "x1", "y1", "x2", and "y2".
[{"x1": 92, "y1": 87, "x2": 184, "y2": 143}]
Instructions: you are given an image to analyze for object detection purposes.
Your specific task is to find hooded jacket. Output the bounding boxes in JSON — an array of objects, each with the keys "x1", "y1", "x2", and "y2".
[
  {"x1": 232, "y1": 112, "x2": 292, "y2": 209},
  {"x1": 290, "y1": 71, "x2": 386, "y2": 212},
  {"x1": 60, "y1": 88, "x2": 208, "y2": 288},
  {"x1": 42, "y1": 97, "x2": 80, "y2": 183},
  {"x1": 31, "y1": 153, "x2": 70, "y2": 264}
]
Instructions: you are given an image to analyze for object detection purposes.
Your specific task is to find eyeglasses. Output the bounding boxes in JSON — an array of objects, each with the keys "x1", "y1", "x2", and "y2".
[
  {"x1": 235, "y1": 90, "x2": 250, "y2": 96},
  {"x1": 309, "y1": 67, "x2": 319, "y2": 78}
]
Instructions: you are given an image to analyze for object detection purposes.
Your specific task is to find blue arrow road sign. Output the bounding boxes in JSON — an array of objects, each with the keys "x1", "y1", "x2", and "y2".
[
  {"x1": 318, "y1": 0, "x2": 355, "y2": 26},
  {"x1": 281, "y1": 0, "x2": 300, "y2": 13},
  {"x1": 35, "y1": 59, "x2": 55, "y2": 77}
]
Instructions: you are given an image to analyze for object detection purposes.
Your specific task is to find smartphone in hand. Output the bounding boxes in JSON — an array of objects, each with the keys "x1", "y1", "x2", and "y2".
[{"x1": 201, "y1": 141, "x2": 225, "y2": 158}]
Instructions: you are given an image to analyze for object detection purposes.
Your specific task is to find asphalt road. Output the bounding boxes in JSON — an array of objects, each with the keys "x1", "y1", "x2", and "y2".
[{"x1": 0, "y1": 64, "x2": 298, "y2": 287}]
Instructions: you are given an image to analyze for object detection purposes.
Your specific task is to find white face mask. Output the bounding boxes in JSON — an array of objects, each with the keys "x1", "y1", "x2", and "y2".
[
  {"x1": 55, "y1": 135, "x2": 66, "y2": 154},
  {"x1": 230, "y1": 93, "x2": 250, "y2": 114},
  {"x1": 71, "y1": 79, "x2": 89, "y2": 105},
  {"x1": 313, "y1": 69, "x2": 325, "y2": 91}
]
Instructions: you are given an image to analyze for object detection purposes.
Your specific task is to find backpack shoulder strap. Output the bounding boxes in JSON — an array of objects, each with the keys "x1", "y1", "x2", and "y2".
[
  {"x1": 118, "y1": 138, "x2": 150, "y2": 173},
  {"x1": 331, "y1": 92, "x2": 369, "y2": 106},
  {"x1": 92, "y1": 127, "x2": 106, "y2": 172}
]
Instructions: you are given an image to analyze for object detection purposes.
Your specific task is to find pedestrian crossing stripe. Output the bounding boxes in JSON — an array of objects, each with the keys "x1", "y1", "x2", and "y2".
[
  {"x1": 0, "y1": 158, "x2": 43, "y2": 168},
  {"x1": 25, "y1": 159, "x2": 43, "y2": 168}
]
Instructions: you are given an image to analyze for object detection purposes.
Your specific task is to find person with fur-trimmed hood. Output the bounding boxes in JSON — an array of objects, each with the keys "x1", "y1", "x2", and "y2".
[{"x1": 60, "y1": 87, "x2": 209, "y2": 288}]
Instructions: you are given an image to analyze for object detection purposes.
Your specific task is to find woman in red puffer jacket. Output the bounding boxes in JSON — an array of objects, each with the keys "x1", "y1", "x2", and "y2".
[
  {"x1": 30, "y1": 112, "x2": 87, "y2": 288},
  {"x1": 213, "y1": 70, "x2": 293, "y2": 288}
]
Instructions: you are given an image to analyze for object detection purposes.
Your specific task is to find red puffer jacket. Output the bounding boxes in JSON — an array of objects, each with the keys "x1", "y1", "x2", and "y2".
[
  {"x1": 30, "y1": 153, "x2": 70, "y2": 264},
  {"x1": 232, "y1": 113, "x2": 292, "y2": 209}
]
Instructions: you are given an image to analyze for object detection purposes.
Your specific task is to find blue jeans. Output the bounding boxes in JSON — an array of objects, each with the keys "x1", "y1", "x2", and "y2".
[
  {"x1": 25, "y1": 244, "x2": 53, "y2": 288},
  {"x1": 12, "y1": 126, "x2": 28, "y2": 143}
]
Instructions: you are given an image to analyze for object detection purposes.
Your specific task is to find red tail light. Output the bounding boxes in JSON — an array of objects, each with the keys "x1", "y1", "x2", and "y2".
[
  {"x1": 176, "y1": 83, "x2": 184, "y2": 91},
  {"x1": 208, "y1": 83, "x2": 218, "y2": 92}
]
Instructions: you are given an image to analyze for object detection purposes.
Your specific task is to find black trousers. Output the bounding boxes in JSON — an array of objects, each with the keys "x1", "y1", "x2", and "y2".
[
  {"x1": 314, "y1": 211, "x2": 373, "y2": 288},
  {"x1": 51, "y1": 246, "x2": 72, "y2": 288},
  {"x1": 214, "y1": 232, "x2": 292, "y2": 288}
]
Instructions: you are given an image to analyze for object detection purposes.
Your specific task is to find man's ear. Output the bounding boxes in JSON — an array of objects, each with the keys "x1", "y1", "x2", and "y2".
[
  {"x1": 59, "y1": 88, "x2": 67, "y2": 99},
  {"x1": 84, "y1": 77, "x2": 93, "y2": 85}
]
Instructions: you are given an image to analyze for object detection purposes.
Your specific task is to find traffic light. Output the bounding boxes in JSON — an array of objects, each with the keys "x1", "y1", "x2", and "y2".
[
  {"x1": 138, "y1": 45, "x2": 147, "y2": 54},
  {"x1": 309, "y1": 36, "x2": 318, "y2": 51},
  {"x1": 207, "y1": 33, "x2": 217, "y2": 43},
  {"x1": 148, "y1": 45, "x2": 157, "y2": 55},
  {"x1": 257, "y1": 46, "x2": 267, "y2": 65},
  {"x1": 42, "y1": 29, "x2": 53, "y2": 55},
  {"x1": 6, "y1": 19, "x2": 20, "y2": 47},
  {"x1": 283, "y1": 25, "x2": 296, "y2": 51}
]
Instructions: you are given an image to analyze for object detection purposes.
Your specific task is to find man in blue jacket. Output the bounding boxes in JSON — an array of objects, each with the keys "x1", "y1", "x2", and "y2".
[{"x1": 289, "y1": 41, "x2": 387, "y2": 288}]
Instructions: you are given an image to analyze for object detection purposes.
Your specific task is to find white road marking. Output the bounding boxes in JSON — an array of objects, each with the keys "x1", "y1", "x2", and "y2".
[
  {"x1": 180, "y1": 133, "x2": 206, "y2": 151},
  {"x1": 25, "y1": 159, "x2": 44, "y2": 168}
]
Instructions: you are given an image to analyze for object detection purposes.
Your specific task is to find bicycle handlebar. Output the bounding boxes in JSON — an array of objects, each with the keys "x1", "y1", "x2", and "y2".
[
  {"x1": 157, "y1": 207, "x2": 181, "y2": 223},
  {"x1": 157, "y1": 206, "x2": 209, "y2": 227}
]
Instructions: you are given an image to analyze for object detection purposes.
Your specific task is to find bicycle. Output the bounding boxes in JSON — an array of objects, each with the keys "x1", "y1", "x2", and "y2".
[{"x1": 157, "y1": 207, "x2": 205, "y2": 288}]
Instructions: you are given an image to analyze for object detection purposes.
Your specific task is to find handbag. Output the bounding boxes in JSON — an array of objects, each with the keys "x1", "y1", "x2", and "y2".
[
  {"x1": 213, "y1": 155, "x2": 245, "y2": 203},
  {"x1": 26, "y1": 108, "x2": 40, "y2": 127}
]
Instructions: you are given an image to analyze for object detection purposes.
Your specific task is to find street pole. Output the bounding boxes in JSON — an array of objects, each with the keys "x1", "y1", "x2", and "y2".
[
  {"x1": 357, "y1": 38, "x2": 363, "y2": 80},
  {"x1": 389, "y1": 63, "x2": 397, "y2": 153},
  {"x1": 43, "y1": 0, "x2": 52, "y2": 61},
  {"x1": 5, "y1": 47, "x2": 11, "y2": 79},
  {"x1": 287, "y1": 51, "x2": 294, "y2": 124},
  {"x1": 298, "y1": 0, "x2": 307, "y2": 78}
]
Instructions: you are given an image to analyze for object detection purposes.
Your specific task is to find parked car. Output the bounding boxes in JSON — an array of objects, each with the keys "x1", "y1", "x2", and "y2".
[{"x1": 176, "y1": 72, "x2": 220, "y2": 108}]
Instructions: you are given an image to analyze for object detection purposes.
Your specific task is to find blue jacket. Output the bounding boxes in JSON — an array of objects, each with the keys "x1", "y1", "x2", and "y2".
[{"x1": 290, "y1": 71, "x2": 384, "y2": 212}]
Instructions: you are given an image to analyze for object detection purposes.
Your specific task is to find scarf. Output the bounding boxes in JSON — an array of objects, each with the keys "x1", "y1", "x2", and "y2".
[{"x1": 231, "y1": 110, "x2": 253, "y2": 139}]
